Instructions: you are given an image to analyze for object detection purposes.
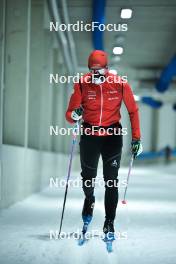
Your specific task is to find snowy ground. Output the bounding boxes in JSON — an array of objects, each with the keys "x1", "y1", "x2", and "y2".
[{"x1": 0, "y1": 163, "x2": 176, "y2": 264}]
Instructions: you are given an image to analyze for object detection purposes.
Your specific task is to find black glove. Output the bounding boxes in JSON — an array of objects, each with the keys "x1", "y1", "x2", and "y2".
[
  {"x1": 131, "y1": 140, "x2": 143, "y2": 159},
  {"x1": 71, "y1": 107, "x2": 83, "y2": 121}
]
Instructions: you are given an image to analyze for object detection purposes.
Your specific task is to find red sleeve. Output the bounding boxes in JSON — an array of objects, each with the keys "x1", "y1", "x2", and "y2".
[
  {"x1": 65, "y1": 82, "x2": 82, "y2": 123},
  {"x1": 122, "y1": 82, "x2": 141, "y2": 140}
]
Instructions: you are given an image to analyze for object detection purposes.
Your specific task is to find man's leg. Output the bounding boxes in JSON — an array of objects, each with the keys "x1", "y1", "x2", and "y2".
[
  {"x1": 101, "y1": 134, "x2": 122, "y2": 232},
  {"x1": 80, "y1": 134, "x2": 101, "y2": 219}
]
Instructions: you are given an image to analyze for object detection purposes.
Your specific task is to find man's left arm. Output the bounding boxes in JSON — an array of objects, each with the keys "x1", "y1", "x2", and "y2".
[{"x1": 122, "y1": 82, "x2": 143, "y2": 158}]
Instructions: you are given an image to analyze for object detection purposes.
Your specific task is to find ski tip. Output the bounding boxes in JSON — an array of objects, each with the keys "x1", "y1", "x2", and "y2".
[
  {"x1": 122, "y1": 200, "x2": 127, "y2": 204},
  {"x1": 107, "y1": 248, "x2": 113, "y2": 253},
  {"x1": 78, "y1": 239, "x2": 85, "y2": 246},
  {"x1": 78, "y1": 234, "x2": 87, "y2": 246},
  {"x1": 106, "y1": 243, "x2": 113, "y2": 253}
]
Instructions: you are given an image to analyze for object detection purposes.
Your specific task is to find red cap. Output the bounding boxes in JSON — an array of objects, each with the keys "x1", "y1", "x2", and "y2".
[{"x1": 88, "y1": 50, "x2": 108, "y2": 69}]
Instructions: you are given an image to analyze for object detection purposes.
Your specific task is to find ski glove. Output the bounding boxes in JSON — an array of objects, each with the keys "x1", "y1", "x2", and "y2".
[
  {"x1": 131, "y1": 140, "x2": 143, "y2": 159},
  {"x1": 71, "y1": 107, "x2": 83, "y2": 121}
]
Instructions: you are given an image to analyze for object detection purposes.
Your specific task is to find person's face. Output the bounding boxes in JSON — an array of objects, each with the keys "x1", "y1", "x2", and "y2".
[
  {"x1": 90, "y1": 67, "x2": 108, "y2": 84},
  {"x1": 90, "y1": 67, "x2": 108, "y2": 76}
]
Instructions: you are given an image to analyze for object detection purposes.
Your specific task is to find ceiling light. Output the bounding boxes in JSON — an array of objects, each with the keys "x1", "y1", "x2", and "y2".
[
  {"x1": 113, "y1": 46, "x2": 123, "y2": 55},
  {"x1": 112, "y1": 56, "x2": 121, "y2": 62},
  {"x1": 115, "y1": 35, "x2": 125, "y2": 44},
  {"x1": 121, "y1": 9, "x2": 132, "y2": 19}
]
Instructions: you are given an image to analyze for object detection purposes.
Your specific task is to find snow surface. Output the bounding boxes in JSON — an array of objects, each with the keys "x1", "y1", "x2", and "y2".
[{"x1": 0, "y1": 163, "x2": 176, "y2": 264}]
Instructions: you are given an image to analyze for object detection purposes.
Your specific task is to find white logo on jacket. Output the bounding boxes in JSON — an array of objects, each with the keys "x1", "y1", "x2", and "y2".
[{"x1": 88, "y1": 90, "x2": 96, "y2": 100}]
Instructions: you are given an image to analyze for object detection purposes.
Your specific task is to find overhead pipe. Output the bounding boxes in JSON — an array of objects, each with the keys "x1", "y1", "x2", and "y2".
[
  {"x1": 92, "y1": 0, "x2": 106, "y2": 50},
  {"x1": 0, "y1": 0, "x2": 6, "y2": 151},
  {"x1": 48, "y1": 0, "x2": 73, "y2": 75},
  {"x1": 156, "y1": 55, "x2": 176, "y2": 93},
  {"x1": 61, "y1": 0, "x2": 78, "y2": 72},
  {"x1": 24, "y1": 0, "x2": 31, "y2": 148},
  {"x1": 0, "y1": 0, "x2": 6, "y2": 200},
  {"x1": 141, "y1": 97, "x2": 163, "y2": 109}
]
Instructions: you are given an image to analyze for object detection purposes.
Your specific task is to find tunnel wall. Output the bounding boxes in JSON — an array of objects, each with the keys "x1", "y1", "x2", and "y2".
[{"x1": 0, "y1": 0, "x2": 72, "y2": 209}]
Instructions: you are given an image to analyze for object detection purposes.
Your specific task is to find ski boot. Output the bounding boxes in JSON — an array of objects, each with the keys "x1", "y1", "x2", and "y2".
[
  {"x1": 78, "y1": 196, "x2": 95, "y2": 246},
  {"x1": 103, "y1": 219, "x2": 115, "y2": 253}
]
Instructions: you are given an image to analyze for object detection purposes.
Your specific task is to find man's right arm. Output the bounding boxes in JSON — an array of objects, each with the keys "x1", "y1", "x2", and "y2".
[{"x1": 65, "y1": 82, "x2": 82, "y2": 123}]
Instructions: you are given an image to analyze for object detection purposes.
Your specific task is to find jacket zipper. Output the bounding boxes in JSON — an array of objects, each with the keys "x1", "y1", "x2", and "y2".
[{"x1": 99, "y1": 84, "x2": 103, "y2": 126}]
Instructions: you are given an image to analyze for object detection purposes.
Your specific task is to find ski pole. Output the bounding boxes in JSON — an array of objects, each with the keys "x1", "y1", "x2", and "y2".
[
  {"x1": 58, "y1": 121, "x2": 79, "y2": 237},
  {"x1": 122, "y1": 155, "x2": 134, "y2": 205}
]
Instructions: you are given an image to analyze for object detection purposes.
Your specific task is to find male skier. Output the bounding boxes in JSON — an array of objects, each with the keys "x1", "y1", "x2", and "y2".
[{"x1": 65, "y1": 50, "x2": 142, "y2": 241}]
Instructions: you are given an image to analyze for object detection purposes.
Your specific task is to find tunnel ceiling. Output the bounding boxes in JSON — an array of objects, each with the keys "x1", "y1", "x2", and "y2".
[{"x1": 65, "y1": 0, "x2": 176, "y2": 74}]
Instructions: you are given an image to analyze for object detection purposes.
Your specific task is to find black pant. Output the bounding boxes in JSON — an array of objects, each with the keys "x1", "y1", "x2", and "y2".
[{"x1": 79, "y1": 133, "x2": 122, "y2": 221}]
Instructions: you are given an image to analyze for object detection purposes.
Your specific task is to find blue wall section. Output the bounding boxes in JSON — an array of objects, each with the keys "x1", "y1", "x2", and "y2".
[
  {"x1": 138, "y1": 148, "x2": 176, "y2": 160},
  {"x1": 92, "y1": 0, "x2": 106, "y2": 50}
]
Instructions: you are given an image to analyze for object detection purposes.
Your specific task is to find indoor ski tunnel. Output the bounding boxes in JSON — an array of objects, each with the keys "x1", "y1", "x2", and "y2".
[{"x1": 0, "y1": 0, "x2": 176, "y2": 264}]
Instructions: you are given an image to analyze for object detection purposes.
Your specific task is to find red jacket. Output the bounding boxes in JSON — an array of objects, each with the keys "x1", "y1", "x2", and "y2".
[{"x1": 65, "y1": 72, "x2": 141, "y2": 139}]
